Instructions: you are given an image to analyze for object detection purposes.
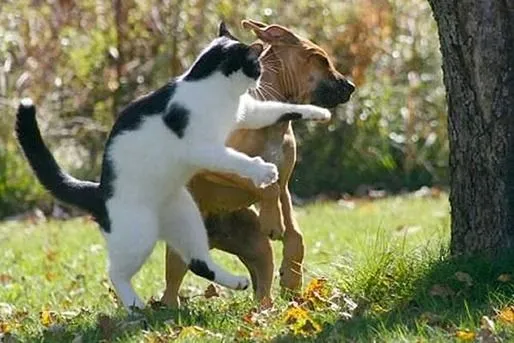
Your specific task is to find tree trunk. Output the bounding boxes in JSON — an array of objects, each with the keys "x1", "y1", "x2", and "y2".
[{"x1": 427, "y1": 0, "x2": 514, "y2": 255}]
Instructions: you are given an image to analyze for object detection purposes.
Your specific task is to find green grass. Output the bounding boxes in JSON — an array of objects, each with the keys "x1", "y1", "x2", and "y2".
[{"x1": 1, "y1": 194, "x2": 514, "y2": 342}]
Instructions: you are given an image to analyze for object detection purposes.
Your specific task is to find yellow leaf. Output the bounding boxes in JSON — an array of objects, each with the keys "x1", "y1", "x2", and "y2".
[
  {"x1": 497, "y1": 274, "x2": 512, "y2": 283},
  {"x1": 497, "y1": 306, "x2": 514, "y2": 324},
  {"x1": 284, "y1": 306, "x2": 309, "y2": 325},
  {"x1": 455, "y1": 330, "x2": 476, "y2": 341},
  {"x1": 0, "y1": 322, "x2": 11, "y2": 333},
  {"x1": 40, "y1": 310, "x2": 57, "y2": 327}
]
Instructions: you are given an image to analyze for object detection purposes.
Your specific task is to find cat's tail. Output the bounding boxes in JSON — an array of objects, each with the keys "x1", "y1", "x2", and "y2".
[{"x1": 15, "y1": 98, "x2": 103, "y2": 216}]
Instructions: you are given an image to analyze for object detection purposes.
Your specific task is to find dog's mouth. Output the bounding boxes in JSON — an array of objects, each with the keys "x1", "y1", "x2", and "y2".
[{"x1": 312, "y1": 78, "x2": 355, "y2": 109}]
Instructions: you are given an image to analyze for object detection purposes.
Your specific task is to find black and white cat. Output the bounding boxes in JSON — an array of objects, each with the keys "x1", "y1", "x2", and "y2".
[{"x1": 15, "y1": 23, "x2": 331, "y2": 310}]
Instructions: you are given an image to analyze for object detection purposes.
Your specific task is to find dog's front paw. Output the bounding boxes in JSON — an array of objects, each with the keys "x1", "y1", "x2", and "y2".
[{"x1": 248, "y1": 157, "x2": 279, "y2": 188}]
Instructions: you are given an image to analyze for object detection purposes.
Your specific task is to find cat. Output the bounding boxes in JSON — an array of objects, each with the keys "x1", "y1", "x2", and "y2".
[{"x1": 15, "y1": 22, "x2": 331, "y2": 310}]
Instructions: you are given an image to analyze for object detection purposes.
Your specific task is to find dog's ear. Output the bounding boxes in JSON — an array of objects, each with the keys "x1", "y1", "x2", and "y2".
[
  {"x1": 242, "y1": 22, "x2": 300, "y2": 45},
  {"x1": 218, "y1": 21, "x2": 237, "y2": 40},
  {"x1": 241, "y1": 19, "x2": 267, "y2": 29}
]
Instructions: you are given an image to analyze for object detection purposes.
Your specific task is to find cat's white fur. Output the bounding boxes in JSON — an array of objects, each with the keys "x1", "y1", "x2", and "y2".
[{"x1": 104, "y1": 69, "x2": 331, "y2": 309}]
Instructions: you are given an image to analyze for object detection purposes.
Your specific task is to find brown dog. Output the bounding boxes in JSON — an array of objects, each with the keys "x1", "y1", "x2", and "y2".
[{"x1": 161, "y1": 20, "x2": 354, "y2": 307}]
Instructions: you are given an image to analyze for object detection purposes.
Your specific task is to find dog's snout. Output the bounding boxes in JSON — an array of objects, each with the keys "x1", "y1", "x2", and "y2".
[{"x1": 339, "y1": 78, "x2": 355, "y2": 95}]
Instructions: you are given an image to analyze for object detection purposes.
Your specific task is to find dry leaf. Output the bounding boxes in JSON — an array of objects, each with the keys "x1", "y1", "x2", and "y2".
[
  {"x1": 497, "y1": 306, "x2": 514, "y2": 324},
  {"x1": 259, "y1": 296, "x2": 273, "y2": 310},
  {"x1": 298, "y1": 318, "x2": 321, "y2": 336},
  {"x1": 497, "y1": 274, "x2": 512, "y2": 283},
  {"x1": 204, "y1": 284, "x2": 220, "y2": 299},
  {"x1": 0, "y1": 322, "x2": 11, "y2": 334},
  {"x1": 477, "y1": 316, "x2": 499, "y2": 343},
  {"x1": 39, "y1": 310, "x2": 57, "y2": 327},
  {"x1": 429, "y1": 284, "x2": 455, "y2": 298},
  {"x1": 0, "y1": 275, "x2": 13, "y2": 286},
  {"x1": 455, "y1": 272, "x2": 473, "y2": 287},
  {"x1": 97, "y1": 314, "x2": 117, "y2": 341},
  {"x1": 455, "y1": 330, "x2": 476, "y2": 341},
  {"x1": 480, "y1": 316, "x2": 495, "y2": 332}
]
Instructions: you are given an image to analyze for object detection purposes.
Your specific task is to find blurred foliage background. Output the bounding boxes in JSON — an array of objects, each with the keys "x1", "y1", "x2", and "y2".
[{"x1": 0, "y1": 0, "x2": 447, "y2": 218}]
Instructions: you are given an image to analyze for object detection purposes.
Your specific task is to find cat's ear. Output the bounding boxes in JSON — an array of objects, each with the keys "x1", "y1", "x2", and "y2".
[
  {"x1": 242, "y1": 21, "x2": 300, "y2": 45},
  {"x1": 248, "y1": 42, "x2": 264, "y2": 60},
  {"x1": 218, "y1": 21, "x2": 237, "y2": 40}
]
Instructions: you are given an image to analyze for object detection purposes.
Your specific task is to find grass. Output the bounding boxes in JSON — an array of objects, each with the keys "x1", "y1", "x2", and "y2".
[{"x1": 1, "y1": 194, "x2": 514, "y2": 342}]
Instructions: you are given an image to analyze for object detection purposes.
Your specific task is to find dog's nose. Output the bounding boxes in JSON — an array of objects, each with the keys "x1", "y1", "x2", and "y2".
[{"x1": 340, "y1": 78, "x2": 355, "y2": 94}]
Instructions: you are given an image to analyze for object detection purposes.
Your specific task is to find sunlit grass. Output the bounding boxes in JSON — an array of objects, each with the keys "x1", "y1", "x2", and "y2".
[{"x1": 1, "y1": 194, "x2": 513, "y2": 342}]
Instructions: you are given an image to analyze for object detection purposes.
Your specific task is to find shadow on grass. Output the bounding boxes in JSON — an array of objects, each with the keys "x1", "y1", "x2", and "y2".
[
  {"x1": 21, "y1": 302, "x2": 216, "y2": 343},
  {"x1": 275, "y1": 251, "x2": 514, "y2": 342}
]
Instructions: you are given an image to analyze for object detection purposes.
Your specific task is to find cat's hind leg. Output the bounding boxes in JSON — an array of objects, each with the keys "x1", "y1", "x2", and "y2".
[
  {"x1": 160, "y1": 188, "x2": 249, "y2": 290},
  {"x1": 105, "y1": 204, "x2": 158, "y2": 310}
]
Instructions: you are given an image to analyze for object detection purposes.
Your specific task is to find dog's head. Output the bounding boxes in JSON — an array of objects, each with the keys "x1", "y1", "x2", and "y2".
[{"x1": 242, "y1": 19, "x2": 355, "y2": 109}]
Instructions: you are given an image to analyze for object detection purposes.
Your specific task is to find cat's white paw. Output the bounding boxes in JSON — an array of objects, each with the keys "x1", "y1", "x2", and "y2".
[
  {"x1": 304, "y1": 106, "x2": 332, "y2": 122},
  {"x1": 248, "y1": 157, "x2": 279, "y2": 188},
  {"x1": 233, "y1": 276, "x2": 250, "y2": 290}
]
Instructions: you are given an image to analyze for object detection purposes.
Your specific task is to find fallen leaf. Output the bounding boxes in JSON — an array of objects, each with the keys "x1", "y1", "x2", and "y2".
[
  {"x1": 298, "y1": 318, "x2": 321, "y2": 336},
  {"x1": 45, "y1": 249, "x2": 58, "y2": 262},
  {"x1": 0, "y1": 275, "x2": 13, "y2": 286},
  {"x1": 455, "y1": 272, "x2": 473, "y2": 287},
  {"x1": 480, "y1": 316, "x2": 495, "y2": 332},
  {"x1": 0, "y1": 303, "x2": 14, "y2": 317},
  {"x1": 45, "y1": 272, "x2": 57, "y2": 281},
  {"x1": 429, "y1": 284, "x2": 455, "y2": 298},
  {"x1": 455, "y1": 329, "x2": 475, "y2": 341},
  {"x1": 0, "y1": 322, "x2": 11, "y2": 333},
  {"x1": 97, "y1": 314, "x2": 117, "y2": 341},
  {"x1": 284, "y1": 305, "x2": 309, "y2": 325},
  {"x1": 497, "y1": 306, "x2": 514, "y2": 324},
  {"x1": 497, "y1": 274, "x2": 512, "y2": 283},
  {"x1": 204, "y1": 284, "x2": 220, "y2": 299},
  {"x1": 259, "y1": 296, "x2": 273, "y2": 310},
  {"x1": 477, "y1": 316, "x2": 499, "y2": 343},
  {"x1": 39, "y1": 310, "x2": 57, "y2": 327}
]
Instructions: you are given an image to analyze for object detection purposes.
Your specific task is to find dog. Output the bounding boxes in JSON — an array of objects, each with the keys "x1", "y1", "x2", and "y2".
[{"x1": 161, "y1": 19, "x2": 354, "y2": 307}]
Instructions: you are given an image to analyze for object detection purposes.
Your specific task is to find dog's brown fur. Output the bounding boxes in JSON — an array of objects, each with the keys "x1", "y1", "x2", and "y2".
[{"x1": 161, "y1": 20, "x2": 354, "y2": 307}]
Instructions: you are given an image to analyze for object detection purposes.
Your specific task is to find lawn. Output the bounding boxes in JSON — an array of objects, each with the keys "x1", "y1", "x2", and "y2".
[{"x1": 1, "y1": 193, "x2": 514, "y2": 342}]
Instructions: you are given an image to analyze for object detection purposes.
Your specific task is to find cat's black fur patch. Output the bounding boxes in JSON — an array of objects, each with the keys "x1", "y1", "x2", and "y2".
[
  {"x1": 100, "y1": 82, "x2": 177, "y2": 229},
  {"x1": 163, "y1": 104, "x2": 189, "y2": 138},
  {"x1": 277, "y1": 112, "x2": 303, "y2": 122},
  {"x1": 184, "y1": 37, "x2": 260, "y2": 81},
  {"x1": 189, "y1": 259, "x2": 215, "y2": 281}
]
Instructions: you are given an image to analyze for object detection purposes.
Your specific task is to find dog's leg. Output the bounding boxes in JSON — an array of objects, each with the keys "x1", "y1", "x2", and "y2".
[
  {"x1": 160, "y1": 188, "x2": 249, "y2": 291},
  {"x1": 236, "y1": 93, "x2": 331, "y2": 130},
  {"x1": 209, "y1": 208, "x2": 274, "y2": 302},
  {"x1": 258, "y1": 183, "x2": 285, "y2": 240},
  {"x1": 278, "y1": 187, "x2": 304, "y2": 293},
  {"x1": 276, "y1": 129, "x2": 304, "y2": 293},
  {"x1": 161, "y1": 246, "x2": 189, "y2": 308}
]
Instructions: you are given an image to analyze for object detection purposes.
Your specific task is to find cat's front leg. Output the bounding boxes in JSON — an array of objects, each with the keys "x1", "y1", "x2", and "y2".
[
  {"x1": 190, "y1": 147, "x2": 279, "y2": 188},
  {"x1": 236, "y1": 93, "x2": 332, "y2": 130}
]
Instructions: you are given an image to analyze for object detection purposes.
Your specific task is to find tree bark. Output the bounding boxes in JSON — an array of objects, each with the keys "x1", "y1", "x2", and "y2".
[{"x1": 427, "y1": 0, "x2": 514, "y2": 255}]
